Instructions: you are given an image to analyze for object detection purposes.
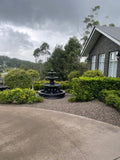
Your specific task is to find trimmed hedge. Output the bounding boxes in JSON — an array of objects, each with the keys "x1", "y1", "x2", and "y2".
[
  {"x1": 71, "y1": 77, "x2": 120, "y2": 102},
  {"x1": 34, "y1": 80, "x2": 71, "y2": 90},
  {"x1": 68, "y1": 71, "x2": 81, "y2": 82},
  {"x1": 0, "y1": 88, "x2": 44, "y2": 104},
  {"x1": 34, "y1": 80, "x2": 49, "y2": 90},
  {"x1": 82, "y1": 69, "x2": 104, "y2": 77},
  {"x1": 98, "y1": 90, "x2": 120, "y2": 111}
]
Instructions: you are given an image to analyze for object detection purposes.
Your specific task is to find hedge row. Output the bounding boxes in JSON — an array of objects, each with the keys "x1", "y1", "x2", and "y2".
[
  {"x1": 0, "y1": 88, "x2": 44, "y2": 104},
  {"x1": 98, "y1": 90, "x2": 120, "y2": 111},
  {"x1": 71, "y1": 77, "x2": 120, "y2": 101},
  {"x1": 34, "y1": 80, "x2": 71, "y2": 90}
]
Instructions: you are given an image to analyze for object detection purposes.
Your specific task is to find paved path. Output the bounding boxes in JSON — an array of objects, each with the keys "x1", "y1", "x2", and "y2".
[
  {"x1": 0, "y1": 106, "x2": 120, "y2": 160},
  {"x1": 22, "y1": 94, "x2": 120, "y2": 127}
]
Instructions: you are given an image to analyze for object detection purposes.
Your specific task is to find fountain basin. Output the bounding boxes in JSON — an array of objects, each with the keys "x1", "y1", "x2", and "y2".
[
  {"x1": 38, "y1": 90, "x2": 65, "y2": 99},
  {"x1": 38, "y1": 69, "x2": 65, "y2": 99},
  {"x1": 43, "y1": 83, "x2": 60, "y2": 87}
]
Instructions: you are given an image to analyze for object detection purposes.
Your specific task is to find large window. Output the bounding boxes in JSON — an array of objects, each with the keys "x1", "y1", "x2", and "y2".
[
  {"x1": 108, "y1": 51, "x2": 118, "y2": 77},
  {"x1": 98, "y1": 54, "x2": 105, "y2": 74},
  {"x1": 91, "y1": 56, "x2": 96, "y2": 70}
]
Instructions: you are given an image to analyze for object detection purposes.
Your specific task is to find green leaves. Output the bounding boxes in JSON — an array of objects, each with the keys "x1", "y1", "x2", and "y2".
[
  {"x1": 82, "y1": 70, "x2": 104, "y2": 77},
  {"x1": 98, "y1": 90, "x2": 120, "y2": 111},
  {"x1": 4, "y1": 69, "x2": 32, "y2": 89},
  {"x1": 0, "y1": 88, "x2": 44, "y2": 104},
  {"x1": 68, "y1": 71, "x2": 81, "y2": 82},
  {"x1": 71, "y1": 77, "x2": 120, "y2": 102},
  {"x1": 33, "y1": 42, "x2": 50, "y2": 63}
]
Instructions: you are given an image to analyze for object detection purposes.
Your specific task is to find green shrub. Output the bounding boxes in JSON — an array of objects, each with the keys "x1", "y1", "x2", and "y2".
[
  {"x1": 68, "y1": 71, "x2": 80, "y2": 82},
  {"x1": 34, "y1": 80, "x2": 49, "y2": 90},
  {"x1": 34, "y1": 80, "x2": 71, "y2": 90},
  {"x1": 65, "y1": 89, "x2": 73, "y2": 93},
  {"x1": 98, "y1": 89, "x2": 120, "y2": 111},
  {"x1": 98, "y1": 89, "x2": 114, "y2": 102},
  {"x1": 0, "y1": 88, "x2": 44, "y2": 104},
  {"x1": 71, "y1": 77, "x2": 120, "y2": 102},
  {"x1": 59, "y1": 81, "x2": 71, "y2": 90},
  {"x1": 105, "y1": 93, "x2": 120, "y2": 110},
  {"x1": 82, "y1": 70, "x2": 104, "y2": 77},
  {"x1": 4, "y1": 69, "x2": 32, "y2": 89},
  {"x1": 34, "y1": 96, "x2": 44, "y2": 103},
  {"x1": 0, "y1": 90, "x2": 13, "y2": 103}
]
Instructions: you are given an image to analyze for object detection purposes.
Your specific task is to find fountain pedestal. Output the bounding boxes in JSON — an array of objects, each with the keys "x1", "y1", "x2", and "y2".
[{"x1": 38, "y1": 70, "x2": 65, "y2": 99}]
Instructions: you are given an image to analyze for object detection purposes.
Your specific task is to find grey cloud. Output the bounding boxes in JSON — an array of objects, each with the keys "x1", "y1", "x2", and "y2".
[
  {"x1": 0, "y1": 0, "x2": 89, "y2": 31},
  {"x1": 0, "y1": 26, "x2": 33, "y2": 52},
  {"x1": 0, "y1": 0, "x2": 120, "y2": 33}
]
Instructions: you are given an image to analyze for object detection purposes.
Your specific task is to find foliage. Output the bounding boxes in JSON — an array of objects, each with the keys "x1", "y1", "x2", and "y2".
[
  {"x1": 71, "y1": 77, "x2": 120, "y2": 102},
  {"x1": 27, "y1": 69, "x2": 39, "y2": 89},
  {"x1": 98, "y1": 90, "x2": 120, "y2": 111},
  {"x1": 65, "y1": 89, "x2": 73, "y2": 94},
  {"x1": 40, "y1": 42, "x2": 50, "y2": 56},
  {"x1": 71, "y1": 78, "x2": 94, "y2": 101},
  {"x1": 44, "y1": 37, "x2": 82, "y2": 80},
  {"x1": 0, "y1": 90, "x2": 13, "y2": 103},
  {"x1": 48, "y1": 46, "x2": 67, "y2": 80},
  {"x1": 33, "y1": 42, "x2": 50, "y2": 63},
  {"x1": 82, "y1": 5, "x2": 115, "y2": 45},
  {"x1": 27, "y1": 69, "x2": 39, "y2": 79},
  {"x1": 33, "y1": 48, "x2": 40, "y2": 63},
  {"x1": 82, "y1": 70, "x2": 104, "y2": 77},
  {"x1": 82, "y1": 5, "x2": 100, "y2": 45},
  {"x1": 4, "y1": 69, "x2": 32, "y2": 89},
  {"x1": 0, "y1": 55, "x2": 41, "y2": 73},
  {"x1": 34, "y1": 80, "x2": 71, "y2": 90},
  {"x1": 0, "y1": 56, "x2": 37, "y2": 69},
  {"x1": 0, "y1": 88, "x2": 44, "y2": 104},
  {"x1": 68, "y1": 71, "x2": 81, "y2": 82},
  {"x1": 34, "y1": 80, "x2": 49, "y2": 90},
  {"x1": 59, "y1": 81, "x2": 71, "y2": 90},
  {"x1": 64, "y1": 37, "x2": 82, "y2": 73}
]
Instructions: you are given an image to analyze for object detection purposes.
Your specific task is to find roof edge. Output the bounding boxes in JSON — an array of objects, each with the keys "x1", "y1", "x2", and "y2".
[{"x1": 81, "y1": 26, "x2": 120, "y2": 57}]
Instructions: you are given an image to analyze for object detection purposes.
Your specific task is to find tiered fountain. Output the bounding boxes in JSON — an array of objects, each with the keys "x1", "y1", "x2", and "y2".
[{"x1": 38, "y1": 69, "x2": 65, "y2": 99}]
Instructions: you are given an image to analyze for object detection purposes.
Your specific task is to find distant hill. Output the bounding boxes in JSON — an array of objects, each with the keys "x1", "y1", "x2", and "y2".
[{"x1": 0, "y1": 56, "x2": 40, "y2": 71}]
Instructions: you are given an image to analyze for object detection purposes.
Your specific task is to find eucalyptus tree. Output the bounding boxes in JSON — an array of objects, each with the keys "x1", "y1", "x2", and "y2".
[
  {"x1": 82, "y1": 5, "x2": 115, "y2": 45},
  {"x1": 33, "y1": 42, "x2": 50, "y2": 63},
  {"x1": 33, "y1": 48, "x2": 40, "y2": 63}
]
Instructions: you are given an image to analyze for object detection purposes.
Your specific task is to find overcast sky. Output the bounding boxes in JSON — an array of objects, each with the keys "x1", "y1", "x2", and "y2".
[{"x1": 0, "y1": 0, "x2": 120, "y2": 62}]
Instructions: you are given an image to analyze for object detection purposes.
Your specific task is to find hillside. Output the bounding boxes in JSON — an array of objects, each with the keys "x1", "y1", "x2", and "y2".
[{"x1": 0, "y1": 56, "x2": 40, "y2": 71}]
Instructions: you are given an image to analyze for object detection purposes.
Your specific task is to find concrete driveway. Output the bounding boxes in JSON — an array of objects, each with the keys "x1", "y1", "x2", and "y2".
[{"x1": 0, "y1": 106, "x2": 120, "y2": 160}]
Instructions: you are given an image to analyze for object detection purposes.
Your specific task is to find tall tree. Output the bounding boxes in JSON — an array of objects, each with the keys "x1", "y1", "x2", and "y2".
[
  {"x1": 49, "y1": 46, "x2": 67, "y2": 80},
  {"x1": 33, "y1": 42, "x2": 50, "y2": 63},
  {"x1": 82, "y1": 5, "x2": 115, "y2": 45},
  {"x1": 33, "y1": 48, "x2": 40, "y2": 63},
  {"x1": 82, "y1": 5, "x2": 100, "y2": 45},
  {"x1": 64, "y1": 37, "x2": 82, "y2": 74},
  {"x1": 45, "y1": 37, "x2": 82, "y2": 80}
]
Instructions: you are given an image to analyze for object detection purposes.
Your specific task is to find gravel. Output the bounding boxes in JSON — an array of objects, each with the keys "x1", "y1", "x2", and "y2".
[{"x1": 26, "y1": 93, "x2": 120, "y2": 127}]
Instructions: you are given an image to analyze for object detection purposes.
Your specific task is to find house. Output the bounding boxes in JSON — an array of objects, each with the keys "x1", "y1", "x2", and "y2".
[{"x1": 81, "y1": 26, "x2": 120, "y2": 77}]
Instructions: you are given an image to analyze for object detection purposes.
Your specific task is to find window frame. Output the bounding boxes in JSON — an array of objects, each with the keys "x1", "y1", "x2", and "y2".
[
  {"x1": 108, "y1": 51, "x2": 118, "y2": 77},
  {"x1": 91, "y1": 55, "x2": 96, "y2": 70},
  {"x1": 98, "y1": 53, "x2": 105, "y2": 74}
]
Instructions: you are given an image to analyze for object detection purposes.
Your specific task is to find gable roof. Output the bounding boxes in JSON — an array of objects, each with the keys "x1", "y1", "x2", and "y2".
[{"x1": 81, "y1": 26, "x2": 120, "y2": 56}]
